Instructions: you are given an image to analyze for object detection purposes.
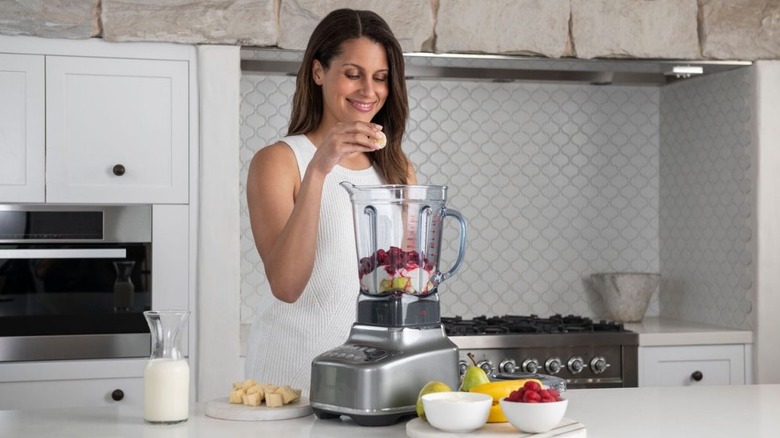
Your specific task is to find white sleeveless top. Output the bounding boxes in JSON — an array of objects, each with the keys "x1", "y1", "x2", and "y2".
[{"x1": 244, "y1": 135, "x2": 383, "y2": 395}]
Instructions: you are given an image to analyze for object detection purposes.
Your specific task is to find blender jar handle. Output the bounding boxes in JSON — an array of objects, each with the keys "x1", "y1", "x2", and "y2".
[{"x1": 440, "y1": 208, "x2": 467, "y2": 282}]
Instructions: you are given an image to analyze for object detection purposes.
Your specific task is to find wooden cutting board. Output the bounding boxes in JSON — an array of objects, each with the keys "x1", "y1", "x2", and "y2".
[
  {"x1": 204, "y1": 397, "x2": 313, "y2": 421},
  {"x1": 406, "y1": 417, "x2": 586, "y2": 438}
]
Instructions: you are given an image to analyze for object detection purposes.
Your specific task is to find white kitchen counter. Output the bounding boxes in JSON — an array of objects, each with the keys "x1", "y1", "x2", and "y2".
[
  {"x1": 2, "y1": 384, "x2": 779, "y2": 438},
  {"x1": 624, "y1": 316, "x2": 753, "y2": 346}
]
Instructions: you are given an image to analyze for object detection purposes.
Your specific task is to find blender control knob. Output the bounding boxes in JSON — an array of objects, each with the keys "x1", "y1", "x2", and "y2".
[
  {"x1": 521, "y1": 358, "x2": 540, "y2": 373},
  {"x1": 590, "y1": 356, "x2": 610, "y2": 374},
  {"x1": 499, "y1": 359, "x2": 517, "y2": 374},
  {"x1": 567, "y1": 356, "x2": 585, "y2": 374},
  {"x1": 458, "y1": 360, "x2": 469, "y2": 375},
  {"x1": 477, "y1": 360, "x2": 494, "y2": 376},
  {"x1": 544, "y1": 357, "x2": 562, "y2": 375}
]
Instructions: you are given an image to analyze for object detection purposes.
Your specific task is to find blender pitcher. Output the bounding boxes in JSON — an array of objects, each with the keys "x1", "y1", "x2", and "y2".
[{"x1": 341, "y1": 182, "x2": 467, "y2": 325}]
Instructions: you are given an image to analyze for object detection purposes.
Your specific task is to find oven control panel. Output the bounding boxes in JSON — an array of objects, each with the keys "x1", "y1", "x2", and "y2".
[{"x1": 457, "y1": 345, "x2": 637, "y2": 388}]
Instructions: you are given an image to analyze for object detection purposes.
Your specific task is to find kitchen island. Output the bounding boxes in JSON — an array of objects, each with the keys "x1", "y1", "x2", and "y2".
[{"x1": 2, "y1": 384, "x2": 778, "y2": 437}]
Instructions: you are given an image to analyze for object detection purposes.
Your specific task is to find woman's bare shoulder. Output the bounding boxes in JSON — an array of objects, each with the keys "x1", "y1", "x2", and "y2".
[
  {"x1": 247, "y1": 140, "x2": 300, "y2": 187},
  {"x1": 249, "y1": 140, "x2": 297, "y2": 171}
]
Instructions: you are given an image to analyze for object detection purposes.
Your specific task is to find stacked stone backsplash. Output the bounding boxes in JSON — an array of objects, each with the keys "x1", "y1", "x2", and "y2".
[{"x1": 1, "y1": 0, "x2": 779, "y2": 60}]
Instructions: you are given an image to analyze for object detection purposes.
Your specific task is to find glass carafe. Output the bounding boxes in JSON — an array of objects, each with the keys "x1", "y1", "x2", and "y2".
[
  {"x1": 341, "y1": 182, "x2": 467, "y2": 297},
  {"x1": 143, "y1": 310, "x2": 190, "y2": 424},
  {"x1": 112, "y1": 261, "x2": 135, "y2": 312}
]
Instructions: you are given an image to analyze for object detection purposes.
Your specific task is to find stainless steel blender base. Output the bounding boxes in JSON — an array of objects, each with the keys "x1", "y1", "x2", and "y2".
[{"x1": 310, "y1": 324, "x2": 460, "y2": 427}]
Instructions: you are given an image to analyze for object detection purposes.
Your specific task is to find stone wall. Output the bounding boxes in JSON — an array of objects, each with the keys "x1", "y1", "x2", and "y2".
[{"x1": 1, "y1": 0, "x2": 778, "y2": 60}]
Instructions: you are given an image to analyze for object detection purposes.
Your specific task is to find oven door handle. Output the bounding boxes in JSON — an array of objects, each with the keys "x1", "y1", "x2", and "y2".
[{"x1": 0, "y1": 249, "x2": 127, "y2": 259}]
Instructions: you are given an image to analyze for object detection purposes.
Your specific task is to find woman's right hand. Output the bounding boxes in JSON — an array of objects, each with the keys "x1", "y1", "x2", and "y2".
[{"x1": 309, "y1": 121, "x2": 384, "y2": 174}]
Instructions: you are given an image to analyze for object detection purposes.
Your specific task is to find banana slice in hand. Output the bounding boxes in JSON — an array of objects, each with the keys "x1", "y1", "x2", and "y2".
[{"x1": 375, "y1": 131, "x2": 387, "y2": 149}]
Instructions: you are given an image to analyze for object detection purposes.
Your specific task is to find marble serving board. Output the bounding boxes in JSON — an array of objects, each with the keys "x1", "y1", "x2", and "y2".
[
  {"x1": 406, "y1": 417, "x2": 586, "y2": 438},
  {"x1": 204, "y1": 397, "x2": 313, "y2": 421}
]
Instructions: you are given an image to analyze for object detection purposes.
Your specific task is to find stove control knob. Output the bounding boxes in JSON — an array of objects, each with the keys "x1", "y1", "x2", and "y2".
[
  {"x1": 458, "y1": 360, "x2": 469, "y2": 375},
  {"x1": 567, "y1": 356, "x2": 585, "y2": 374},
  {"x1": 544, "y1": 357, "x2": 563, "y2": 375},
  {"x1": 477, "y1": 360, "x2": 494, "y2": 376},
  {"x1": 499, "y1": 359, "x2": 518, "y2": 374},
  {"x1": 590, "y1": 356, "x2": 610, "y2": 374},
  {"x1": 521, "y1": 358, "x2": 540, "y2": 373}
]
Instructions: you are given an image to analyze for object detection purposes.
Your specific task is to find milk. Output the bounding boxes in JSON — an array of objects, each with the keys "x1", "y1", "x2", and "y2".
[{"x1": 144, "y1": 358, "x2": 190, "y2": 423}]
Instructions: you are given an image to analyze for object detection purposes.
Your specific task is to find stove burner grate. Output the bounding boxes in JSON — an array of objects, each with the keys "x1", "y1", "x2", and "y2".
[{"x1": 441, "y1": 314, "x2": 627, "y2": 336}]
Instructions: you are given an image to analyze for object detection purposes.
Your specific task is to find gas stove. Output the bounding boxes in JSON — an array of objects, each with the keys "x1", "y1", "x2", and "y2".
[{"x1": 442, "y1": 314, "x2": 639, "y2": 389}]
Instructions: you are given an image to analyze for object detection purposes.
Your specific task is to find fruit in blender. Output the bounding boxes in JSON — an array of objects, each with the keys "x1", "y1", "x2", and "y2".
[{"x1": 358, "y1": 246, "x2": 435, "y2": 295}]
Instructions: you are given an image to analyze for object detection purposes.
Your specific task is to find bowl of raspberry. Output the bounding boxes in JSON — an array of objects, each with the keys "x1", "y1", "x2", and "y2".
[{"x1": 498, "y1": 381, "x2": 568, "y2": 433}]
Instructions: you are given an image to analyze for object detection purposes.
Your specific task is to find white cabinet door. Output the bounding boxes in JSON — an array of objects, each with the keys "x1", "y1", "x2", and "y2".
[
  {"x1": 0, "y1": 53, "x2": 45, "y2": 202},
  {"x1": 640, "y1": 345, "x2": 747, "y2": 387},
  {"x1": 46, "y1": 56, "x2": 189, "y2": 204}
]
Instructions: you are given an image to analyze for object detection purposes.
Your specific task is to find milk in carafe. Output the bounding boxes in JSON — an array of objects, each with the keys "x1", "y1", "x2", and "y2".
[
  {"x1": 144, "y1": 358, "x2": 190, "y2": 422},
  {"x1": 143, "y1": 310, "x2": 190, "y2": 424}
]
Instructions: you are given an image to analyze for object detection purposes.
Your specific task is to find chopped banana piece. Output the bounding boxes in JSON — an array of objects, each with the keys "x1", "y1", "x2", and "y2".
[
  {"x1": 234, "y1": 379, "x2": 256, "y2": 390},
  {"x1": 245, "y1": 384, "x2": 261, "y2": 395},
  {"x1": 276, "y1": 386, "x2": 299, "y2": 404},
  {"x1": 265, "y1": 392, "x2": 284, "y2": 408},
  {"x1": 242, "y1": 392, "x2": 262, "y2": 406},
  {"x1": 229, "y1": 389, "x2": 244, "y2": 404}
]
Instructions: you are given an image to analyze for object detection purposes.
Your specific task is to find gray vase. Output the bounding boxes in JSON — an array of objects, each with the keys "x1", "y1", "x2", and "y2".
[{"x1": 590, "y1": 272, "x2": 661, "y2": 322}]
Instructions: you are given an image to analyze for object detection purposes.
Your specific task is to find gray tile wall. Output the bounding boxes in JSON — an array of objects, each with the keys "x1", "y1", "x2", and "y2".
[
  {"x1": 659, "y1": 68, "x2": 754, "y2": 330},
  {"x1": 239, "y1": 74, "x2": 665, "y2": 323}
]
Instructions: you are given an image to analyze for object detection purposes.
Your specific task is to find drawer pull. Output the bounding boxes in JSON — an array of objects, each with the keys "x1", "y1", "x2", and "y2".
[
  {"x1": 113, "y1": 164, "x2": 126, "y2": 176},
  {"x1": 111, "y1": 389, "x2": 125, "y2": 401},
  {"x1": 691, "y1": 371, "x2": 703, "y2": 382}
]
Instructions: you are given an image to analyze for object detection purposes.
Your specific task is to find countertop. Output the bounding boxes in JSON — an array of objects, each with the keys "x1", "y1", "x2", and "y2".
[
  {"x1": 2, "y1": 384, "x2": 779, "y2": 438},
  {"x1": 624, "y1": 316, "x2": 753, "y2": 346}
]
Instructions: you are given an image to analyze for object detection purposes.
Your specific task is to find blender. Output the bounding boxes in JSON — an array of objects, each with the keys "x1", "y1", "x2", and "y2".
[{"x1": 310, "y1": 182, "x2": 467, "y2": 426}]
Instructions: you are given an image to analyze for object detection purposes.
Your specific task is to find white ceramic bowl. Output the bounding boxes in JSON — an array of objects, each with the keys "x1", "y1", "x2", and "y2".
[
  {"x1": 499, "y1": 398, "x2": 568, "y2": 433},
  {"x1": 421, "y1": 391, "x2": 492, "y2": 433}
]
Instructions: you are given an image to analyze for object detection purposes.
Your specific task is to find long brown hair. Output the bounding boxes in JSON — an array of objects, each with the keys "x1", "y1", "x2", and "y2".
[{"x1": 288, "y1": 8, "x2": 411, "y2": 185}]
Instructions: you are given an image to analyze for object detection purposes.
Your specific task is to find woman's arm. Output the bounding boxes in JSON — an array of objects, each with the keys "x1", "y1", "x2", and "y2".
[
  {"x1": 246, "y1": 123, "x2": 383, "y2": 303},
  {"x1": 246, "y1": 142, "x2": 322, "y2": 303}
]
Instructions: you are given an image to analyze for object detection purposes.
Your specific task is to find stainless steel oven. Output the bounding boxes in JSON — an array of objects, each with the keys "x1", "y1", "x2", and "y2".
[
  {"x1": 443, "y1": 315, "x2": 639, "y2": 389},
  {"x1": 0, "y1": 205, "x2": 152, "y2": 362}
]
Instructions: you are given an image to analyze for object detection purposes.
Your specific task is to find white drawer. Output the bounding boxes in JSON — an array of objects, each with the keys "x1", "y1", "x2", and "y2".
[
  {"x1": 0, "y1": 377, "x2": 143, "y2": 410},
  {"x1": 639, "y1": 344, "x2": 748, "y2": 387}
]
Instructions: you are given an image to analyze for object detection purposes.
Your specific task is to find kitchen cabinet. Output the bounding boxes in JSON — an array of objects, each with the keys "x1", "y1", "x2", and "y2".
[
  {"x1": 627, "y1": 317, "x2": 753, "y2": 387},
  {"x1": 45, "y1": 56, "x2": 189, "y2": 204},
  {"x1": 639, "y1": 344, "x2": 749, "y2": 387},
  {"x1": 0, "y1": 36, "x2": 192, "y2": 204},
  {"x1": 0, "y1": 37, "x2": 198, "y2": 411},
  {"x1": 0, "y1": 359, "x2": 145, "y2": 410},
  {"x1": 0, "y1": 53, "x2": 45, "y2": 202}
]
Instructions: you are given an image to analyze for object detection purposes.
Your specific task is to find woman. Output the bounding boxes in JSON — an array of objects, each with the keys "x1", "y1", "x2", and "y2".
[{"x1": 244, "y1": 9, "x2": 416, "y2": 393}]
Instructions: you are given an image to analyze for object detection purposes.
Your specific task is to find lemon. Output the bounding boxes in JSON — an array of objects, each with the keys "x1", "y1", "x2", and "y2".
[{"x1": 416, "y1": 381, "x2": 452, "y2": 420}]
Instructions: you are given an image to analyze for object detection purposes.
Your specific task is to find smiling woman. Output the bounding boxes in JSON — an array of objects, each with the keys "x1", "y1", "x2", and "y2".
[{"x1": 243, "y1": 9, "x2": 415, "y2": 395}]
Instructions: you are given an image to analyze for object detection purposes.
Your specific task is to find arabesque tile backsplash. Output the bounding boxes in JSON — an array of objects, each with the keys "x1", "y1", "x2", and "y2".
[{"x1": 239, "y1": 67, "x2": 754, "y2": 330}]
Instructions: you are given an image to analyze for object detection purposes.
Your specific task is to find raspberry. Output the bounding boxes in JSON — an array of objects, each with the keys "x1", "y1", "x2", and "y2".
[
  {"x1": 523, "y1": 381, "x2": 542, "y2": 392},
  {"x1": 507, "y1": 390, "x2": 523, "y2": 402},
  {"x1": 522, "y1": 390, "x2": 542, "y2": 403}
]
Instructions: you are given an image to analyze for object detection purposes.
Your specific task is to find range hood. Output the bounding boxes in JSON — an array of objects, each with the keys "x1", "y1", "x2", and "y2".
[{"x1": 241, "y1": 47, "x2": 752, "y2": 86}]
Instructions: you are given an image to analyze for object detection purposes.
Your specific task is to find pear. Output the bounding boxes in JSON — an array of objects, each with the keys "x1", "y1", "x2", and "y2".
[
  {"x1": 459, "y1": 352, "x2": 491, "y2": 391},
  {"x1": 415, "y1": 380, "x2": 451, "y2": 420}
]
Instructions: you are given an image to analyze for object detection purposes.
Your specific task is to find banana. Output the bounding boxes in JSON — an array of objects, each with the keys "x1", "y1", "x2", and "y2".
[{"x1": 469, "y1": 379, "x2": 543, "y2": 423}]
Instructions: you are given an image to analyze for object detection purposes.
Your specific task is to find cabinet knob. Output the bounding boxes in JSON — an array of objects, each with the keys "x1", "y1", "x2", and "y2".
[
  {"x1": 112, "y1": 164, "x2": 126, "y2": 176},
  {"x1": 691, "y1": 371, "x2": 703, "y2": 382},
  {"x1": 111, "y1": 389, "x2": 125, "y2": 401}
]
